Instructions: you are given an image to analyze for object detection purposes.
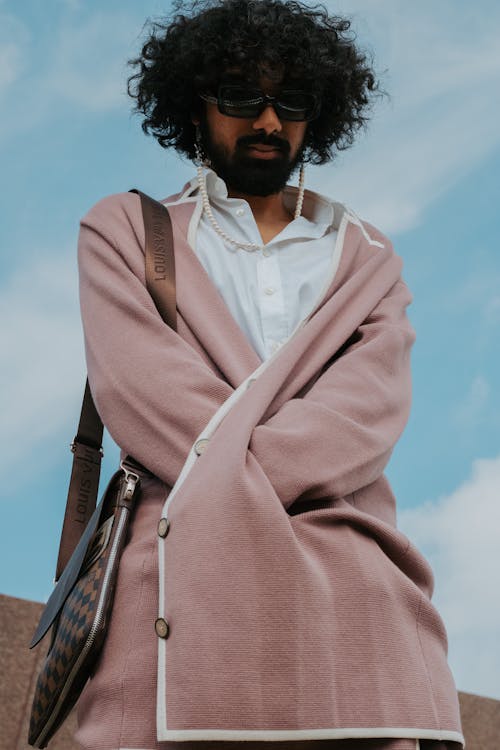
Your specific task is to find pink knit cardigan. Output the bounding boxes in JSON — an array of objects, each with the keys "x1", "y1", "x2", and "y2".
[{"x1": 73, "y1": 186, "x2": 464, "y2": 750}]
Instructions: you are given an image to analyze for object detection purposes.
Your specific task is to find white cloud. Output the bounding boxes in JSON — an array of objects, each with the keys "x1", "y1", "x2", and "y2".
[
  {"x1": 302, "y1": 0, "x2": 500, "y2": 234},
  {"x1": 0, "y1": 12, "x2": 30, "y2": 95},
  {"x1": 0, "y1": 9, "x2": 145, "y2": 136},
  {"x1": 398, "y1": 454, "x2": 500, "y2": 699},
  {"x1": 441, "y1": 268, "x2": 500, "y2": 313},
  {"x1": 0, "y1": 42, "x2": 21, "y2": 92},
  {"x1": 452, "y1": 375, "x2": 491, "y2": 428},
  {"x1": 58, "y1": 0, "x2": 82, "y2": 9},
  {"x1": 484, "y1": 295, "x2": 500, "y2": 327},
  {"x1": 439, "y1": 266, "x2": 500, "y2": 354},
  {"x1": 44, "y1": 12, "x2": 140, "y2": 112},
  {"x1": 0, "y1": 251, "x2": 86, "y2": 481}
]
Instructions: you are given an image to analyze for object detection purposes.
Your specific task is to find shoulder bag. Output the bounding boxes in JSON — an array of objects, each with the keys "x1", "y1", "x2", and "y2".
[{"x1": 27, "y1": 189, "x2": 176, "y2": 748}]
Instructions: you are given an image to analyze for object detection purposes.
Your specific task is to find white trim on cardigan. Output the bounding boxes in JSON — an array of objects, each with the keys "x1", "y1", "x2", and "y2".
[
  {"x1": 156, "y1": 207, "x2": 349, "y2": 740},
  {"x1": 153, "y1": 194, "x2": 463, "y2": 748},
  {"x1": 120, "y1": 736, "x2": 466, "y2": 748}
]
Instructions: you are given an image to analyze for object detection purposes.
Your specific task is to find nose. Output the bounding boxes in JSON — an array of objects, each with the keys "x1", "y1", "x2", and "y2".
[{"x1": 252, "y1": 104, "x2": 283, "y2": 134}]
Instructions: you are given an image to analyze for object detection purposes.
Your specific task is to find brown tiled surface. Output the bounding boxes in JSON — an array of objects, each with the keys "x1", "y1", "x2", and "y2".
[
  {"x1": 458, "y1": 690, "x2": 500, "y2": 750},
  {"x1": 1, "y1": 593, "x2": 499, "y2": 750},
  {"x1": 0, "y1": 594, "x2": 78, "y2": 750}
]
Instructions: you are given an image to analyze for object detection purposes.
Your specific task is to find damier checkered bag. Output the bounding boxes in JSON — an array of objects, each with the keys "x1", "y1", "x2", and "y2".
[
  {"x1": 27, "y1": 189, "x2": 177, "y2": 747},
  {"x1": 28, "y1": 459, "x2": 142, "y2": 747}
]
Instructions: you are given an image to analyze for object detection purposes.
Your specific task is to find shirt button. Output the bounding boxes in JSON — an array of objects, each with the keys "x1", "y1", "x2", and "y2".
[
  {"x1": 157, "y1": 517, "x2": 170, "y2": 538},
  {"x1": 194, "y1": 438, "x2": 210, "y2": 455},
  {"x1": 236, "y1": 207, "x2": 245, "y2": 216},
  {"x1": 264, "y1": 286, "x2": 276, "y2": 295},
  {"x1": 262, "y1": 247, "x2": 272, "y2": 257},
  {"x1": 155, "y1": 617, "x2": 169, "y2": 639}
]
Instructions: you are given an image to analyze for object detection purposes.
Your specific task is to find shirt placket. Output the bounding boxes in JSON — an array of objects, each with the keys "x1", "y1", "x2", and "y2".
[{"x1": 256, "y1": 249, "x2": 288, "y2": 358}]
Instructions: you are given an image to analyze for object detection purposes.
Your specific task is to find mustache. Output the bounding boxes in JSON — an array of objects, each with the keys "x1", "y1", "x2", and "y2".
[{"x1": 236, "y1": 134, "x2": 290, "y2": 154}]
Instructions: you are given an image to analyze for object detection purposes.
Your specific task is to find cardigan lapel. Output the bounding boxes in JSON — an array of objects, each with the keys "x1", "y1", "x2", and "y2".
[
  {"x1": 164, "y1": 199, "x2": 264, "y2": 390},
  {"x1": 162, "y1": 186, "x2": 351, "y2": 395}
]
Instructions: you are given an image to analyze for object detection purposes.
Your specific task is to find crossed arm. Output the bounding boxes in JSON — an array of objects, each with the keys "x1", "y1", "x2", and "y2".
[
  {"x1": 248, "y1": 276, "x2": 416, "y2": 509},
  {"x1": 79, "y1": 193, "x2": 415, "y2": 506}
]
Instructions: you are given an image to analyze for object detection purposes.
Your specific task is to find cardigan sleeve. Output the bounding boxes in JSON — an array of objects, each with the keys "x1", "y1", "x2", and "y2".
[
  {"x1": 77, "y1": 193, "x2": 234, "y2": 487},
  {"x1": 248, "y1": 275, "x2": 416, "y2": 510}
]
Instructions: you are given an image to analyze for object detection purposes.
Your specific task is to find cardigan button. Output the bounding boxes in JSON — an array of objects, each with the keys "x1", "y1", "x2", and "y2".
[
  {"x1": 157, "y1": 517, "x2": 170, "y2": 538},
  {"x1": 155, "y1": 618, "x2": 169, "y2": 639},
  {"x1": 194, "y1": 438, "x2": 210, "y2": 455}
]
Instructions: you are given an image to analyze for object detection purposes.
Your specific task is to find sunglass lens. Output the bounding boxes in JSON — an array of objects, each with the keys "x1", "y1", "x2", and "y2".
[
  {"x1": 218, "y1": 86, "x2": 262, "y2": 118},
  {"x1": 217, "y1": 85, "x2": 319, "y2": 121},
  {"x1": 276, "y1": 91, "x2": 318, "y2": 121}
]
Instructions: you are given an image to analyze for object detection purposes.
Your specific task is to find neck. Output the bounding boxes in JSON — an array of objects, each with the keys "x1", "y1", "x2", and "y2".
[
  {"x1": 195, "y1": 161, "x2": 306, "y2": 252},
  {"x1": 226, "y1": 188, "x2": 293, "y2": 223}
]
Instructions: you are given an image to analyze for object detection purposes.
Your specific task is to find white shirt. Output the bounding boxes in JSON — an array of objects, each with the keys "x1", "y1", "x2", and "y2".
[{"x1": 182, "y1": 168, "x2": 337, "y2": 361}]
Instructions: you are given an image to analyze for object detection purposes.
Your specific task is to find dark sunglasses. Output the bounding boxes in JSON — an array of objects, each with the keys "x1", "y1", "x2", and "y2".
[{"x1": 199, "y1": 84, "x2": 321, "y2": 122}]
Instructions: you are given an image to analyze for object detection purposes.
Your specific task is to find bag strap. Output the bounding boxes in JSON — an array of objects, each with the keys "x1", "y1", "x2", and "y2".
[{"x1": 54, "y1": 189, "x2": 176, "y2": 581}]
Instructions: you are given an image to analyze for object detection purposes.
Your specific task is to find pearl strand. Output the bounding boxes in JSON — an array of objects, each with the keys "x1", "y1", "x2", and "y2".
[
  {"x1": 195, "y1": 143, "x2": 306, "y2": 254},
  {"x1": 196, "y1": 160, "x2": 262, "y2": 252},
  {"x1": 294, "y1": 161, "x2": 305, "y2": 220}
]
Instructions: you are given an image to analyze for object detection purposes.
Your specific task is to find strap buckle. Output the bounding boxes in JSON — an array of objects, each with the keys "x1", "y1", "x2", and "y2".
[{"x1": 70, "y1": 439, "x2": 104, "y2": 457}]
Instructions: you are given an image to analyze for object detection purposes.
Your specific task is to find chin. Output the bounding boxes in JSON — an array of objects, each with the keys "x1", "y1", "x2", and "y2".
[
  {"x1": 227, "y1": 178, "x2": 287, "y2": 196},
  {"x1": 220, "y1": 159, "x2": 292, "y2": 196}
]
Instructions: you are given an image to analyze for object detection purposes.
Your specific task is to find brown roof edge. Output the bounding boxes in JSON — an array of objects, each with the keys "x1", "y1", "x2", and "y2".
[{"x1": 1, "y1": 594, "x2": 499, "y2": 749}]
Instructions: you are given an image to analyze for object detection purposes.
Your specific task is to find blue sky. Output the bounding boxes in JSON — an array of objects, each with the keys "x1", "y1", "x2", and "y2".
[{"x1": 1, "y1": 0, "x2": 499, "y2": 701}]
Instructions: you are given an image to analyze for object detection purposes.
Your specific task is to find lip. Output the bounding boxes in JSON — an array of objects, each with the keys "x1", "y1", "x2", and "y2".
[{"x1": 246, "y1": 145, "x2": 283, "y2": 159}]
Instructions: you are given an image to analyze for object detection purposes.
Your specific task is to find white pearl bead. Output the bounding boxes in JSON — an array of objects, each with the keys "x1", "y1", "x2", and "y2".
[{"x1": 196, "y1": 164, "x2": 305, "y2": 251}]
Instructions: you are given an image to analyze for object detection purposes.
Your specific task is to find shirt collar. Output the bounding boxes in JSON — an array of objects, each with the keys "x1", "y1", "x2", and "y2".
[{"x1": 182, "y1": 167, "x2": 335, "y2": 236}]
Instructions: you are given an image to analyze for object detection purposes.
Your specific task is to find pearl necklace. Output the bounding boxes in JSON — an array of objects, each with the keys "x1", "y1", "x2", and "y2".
[{"x1": 195, "y1": 156, "x2": 306, "y2": 254}]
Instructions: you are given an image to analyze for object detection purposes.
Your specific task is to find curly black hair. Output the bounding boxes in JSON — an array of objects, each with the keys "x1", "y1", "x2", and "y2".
[{"x1": 127, "y1": 0, "x2": 384, "y2": 165}]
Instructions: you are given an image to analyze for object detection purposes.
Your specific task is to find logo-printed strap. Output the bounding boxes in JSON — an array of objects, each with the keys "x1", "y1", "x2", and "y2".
[{"x1": 54, "y1": 190, "x2": 176, "y2": 581}]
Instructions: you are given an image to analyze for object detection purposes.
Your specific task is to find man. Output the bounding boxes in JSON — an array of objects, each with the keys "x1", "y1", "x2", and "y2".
[
  {"x1": 73, "y1": 1, "x2": 465, "y2": 749},
  {"x1": 192, "y1": 68, "x2": 312, "y2": 248}
]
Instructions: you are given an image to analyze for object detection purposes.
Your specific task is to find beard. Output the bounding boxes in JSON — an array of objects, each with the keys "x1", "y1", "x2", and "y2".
[{"x1": 198, "y1": 116, "x2": 305, "y2": 197}]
